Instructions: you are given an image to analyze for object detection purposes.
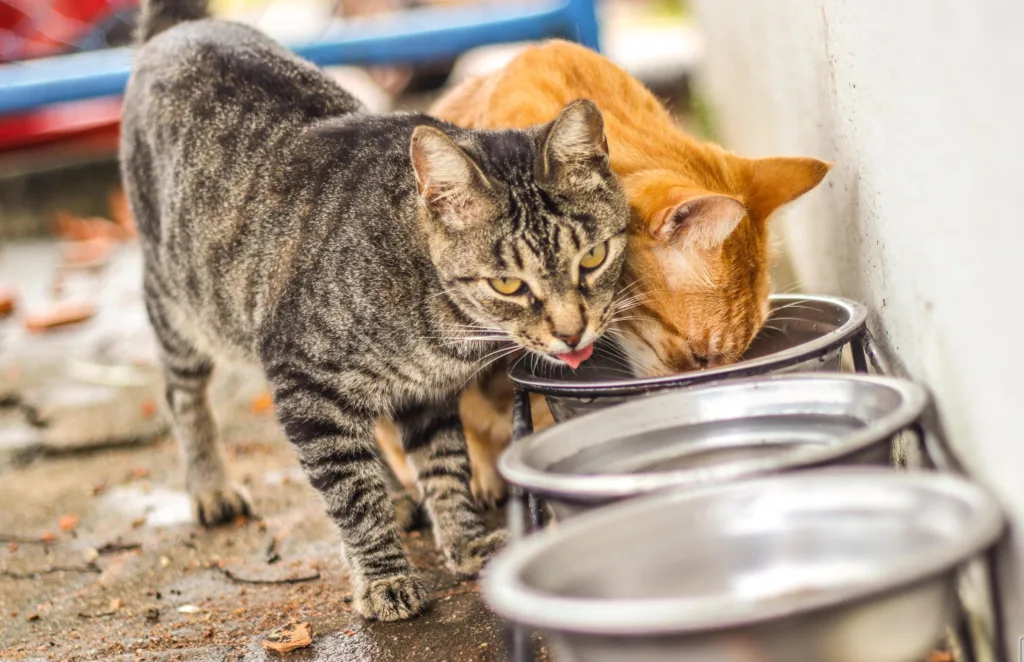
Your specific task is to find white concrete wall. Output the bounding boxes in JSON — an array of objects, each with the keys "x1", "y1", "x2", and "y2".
[{"x1": 690, "y1": 0, "x2": 1024, "y2": 649}]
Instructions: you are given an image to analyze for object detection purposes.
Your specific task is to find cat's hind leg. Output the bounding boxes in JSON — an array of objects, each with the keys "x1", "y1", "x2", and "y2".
[
  {"x1": 144, "y1": 289, "x2": 251, "y2": 526},
  {"x1": 399, "y1": 400, "x2": 506, "y2": 578}
]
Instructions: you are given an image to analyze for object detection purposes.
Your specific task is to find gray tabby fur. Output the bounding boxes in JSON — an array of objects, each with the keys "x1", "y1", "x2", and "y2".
[{"x1": 121, "y1": 0, "x2": 629, "y2": 621}]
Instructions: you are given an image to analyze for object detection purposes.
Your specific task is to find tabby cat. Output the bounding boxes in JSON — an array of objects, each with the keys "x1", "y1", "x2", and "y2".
[
  {"x1": 122, "y1": 3, "x2": 629, "y2": 621},
  {"x1": 379, "y1": 40, "x2": 832, "y2": 503}
]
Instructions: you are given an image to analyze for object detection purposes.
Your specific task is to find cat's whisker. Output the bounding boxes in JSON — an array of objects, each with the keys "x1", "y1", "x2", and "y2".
[
  {"x1": 769, "y1": 300, "x2": 816, "y2": 314},
  {"x1": 467, "y1": 346, "x2": 522, "y2": 382},
  {"x1": 763, "y1": 316, "x2": 808, "y2": 324}
]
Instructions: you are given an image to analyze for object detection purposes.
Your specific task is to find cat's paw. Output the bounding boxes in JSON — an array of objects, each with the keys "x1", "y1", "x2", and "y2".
[
  {"x1": 392, "y1": 492, "x2": 427, "y2": 532},
  {"x1": 355, "y1": 574, "x2": 427, "y2": 622},
  {"x1": 192, "y1": 485, "x2": 253, "y2": 527},
  {"x1": 471, "y1": 467, "x2": 507, "y2": 509},
  {"x1": 449, "y1": 529, "x2": 507, "y2": 578}
]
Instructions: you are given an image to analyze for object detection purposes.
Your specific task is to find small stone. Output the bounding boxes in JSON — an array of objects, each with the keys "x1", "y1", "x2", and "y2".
[
  {"x1": 145, "y1": 607, "x2": 160, "y2": 622},
  {"x1": 0, "y1": 420, "x2": 43, "y2": 468},
  {"x1": 177, "y1": 605, "x2": 203, "y2": 614},
  {"x1": 39, "y1": 531, "x2": 56, "y2": 543},
  {"x1": 109, "y1": 598, "x2": 124, "y2": 611},
  {"x1": 159, "y1": 556, "x2": 170, "y2": 568},
  {"x1": 132, "y1": 516, "x2": 148, "y2": 529},
  {"x1": 26, "y1": 613, "x2": 40, "y2": 622},
  {"x1": 260, "y1": 622, "x2": 313, "y2": 653}
]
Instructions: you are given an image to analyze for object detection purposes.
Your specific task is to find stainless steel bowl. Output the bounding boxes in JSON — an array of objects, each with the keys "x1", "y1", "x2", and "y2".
[
  {"x1": 484, "y1": 469, "x2": 1005, "y2": 662},
  {"x1": 499, "y1": 374, "x2": 927, "y2": 518},
  {"x1": 509, "y1": 294, "x2": 868, "y2": 422}
]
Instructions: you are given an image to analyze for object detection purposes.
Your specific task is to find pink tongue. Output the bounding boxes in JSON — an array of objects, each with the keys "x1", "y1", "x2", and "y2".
[{"x1": 555, "y1": 343, "x2": 594, "y2": 369}]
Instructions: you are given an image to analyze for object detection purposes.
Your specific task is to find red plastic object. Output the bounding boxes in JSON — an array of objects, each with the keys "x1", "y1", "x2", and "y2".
[
  {"x1": 0, "y1": 98, "x2": 122, "y2": 151},
  {"x1": 0, "y1": 0, "x2": 135, "y2": 151},
  {"x1": 0, "y1": 0, "x2": 134, "y2": 62}
]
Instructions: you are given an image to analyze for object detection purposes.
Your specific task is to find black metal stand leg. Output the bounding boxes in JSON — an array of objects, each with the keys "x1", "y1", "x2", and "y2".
[
  {"x1": 508, "y1": 388, "x2": 536, "y2": 662},
  {"x1": 528, "y1": 493, "x2": 544, "y2": 531},
  {"x1": 850, "y1": 332, "x2": 870, "y2": 374}
]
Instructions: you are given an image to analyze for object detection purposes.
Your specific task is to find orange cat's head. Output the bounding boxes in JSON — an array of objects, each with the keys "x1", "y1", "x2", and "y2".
[{"x1": 613, "y1": 153, "x2": 830, "y2": 376}]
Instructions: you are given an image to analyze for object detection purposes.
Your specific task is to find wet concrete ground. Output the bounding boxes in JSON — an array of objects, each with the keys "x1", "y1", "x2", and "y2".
[{"x1": 0, "y1": 240, "x2": 536, "y2": 661}]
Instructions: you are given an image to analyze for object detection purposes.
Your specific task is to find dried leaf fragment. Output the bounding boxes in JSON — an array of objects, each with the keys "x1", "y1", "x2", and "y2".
[
  {"x1": 251, "y1": 392, "x2": 274, "y2": 415},
  {"x1": 0, "y1": 285, "x2": 16, "y2": 317},
  {"x1": 24, "y1": 301, "x2": 96, "y2": 332},
  {"x1": 261, "y1": 621, "x2": 313, "y2": 653},
  {"x1": 59, "y1": 515, "x2": 80, "y2": 532}
]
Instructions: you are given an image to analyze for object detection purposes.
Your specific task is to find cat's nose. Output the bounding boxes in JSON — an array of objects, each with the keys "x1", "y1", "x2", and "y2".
[{"x1": 553, "y1": 330, "x2": 583, "y2": 348}]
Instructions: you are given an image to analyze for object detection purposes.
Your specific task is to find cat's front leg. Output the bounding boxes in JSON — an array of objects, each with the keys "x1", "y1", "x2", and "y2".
[
  {"x1": 267, "y1": 369, "x2": 426, "y2": 621},
  {"x1": 397, "y1": 400, "x2": 507, "y2": 577}
]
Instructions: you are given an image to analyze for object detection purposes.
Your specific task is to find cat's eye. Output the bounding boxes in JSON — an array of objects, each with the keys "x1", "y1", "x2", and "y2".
[
  {"x1": 489, "y1": 277, "x2": 526, "y2": 296},
  {"x1": 580, "y1": 242, "x2": 608, "y2": 271}
]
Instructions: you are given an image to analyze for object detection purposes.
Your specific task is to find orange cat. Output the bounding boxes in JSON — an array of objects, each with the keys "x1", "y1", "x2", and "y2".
[{"x1": 378, "y1": 40, "x2": 830, "y2": 504}]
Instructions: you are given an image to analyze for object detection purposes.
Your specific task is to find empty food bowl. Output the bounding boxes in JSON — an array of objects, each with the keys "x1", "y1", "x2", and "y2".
[
  {"x1": 483, "y1": 468, "x2": 1004, "y2": 662},
  {"x1": 509, "y1": 294, "x2": 868, "y2": 422},
  {"x1": 499, "y1": 374, "x2": 927, "y2": 518}
]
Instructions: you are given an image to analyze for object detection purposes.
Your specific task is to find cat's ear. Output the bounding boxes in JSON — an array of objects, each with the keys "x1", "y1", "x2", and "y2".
[
  {"x1": 410, "y1": 125, "x2": 494, "y2": 228},
  {"x1": 651, "y1": 191, "x2": 746, "y2": 252},
  {"x1": 539, "y1": 99, "x2": 609, "y2": 189},
  {"x1": 742, "y1": 156, "x2": 831, "y2": 221}
]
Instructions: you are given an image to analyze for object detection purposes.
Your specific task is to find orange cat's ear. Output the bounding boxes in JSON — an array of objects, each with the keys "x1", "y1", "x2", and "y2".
[
  {"x1": 539, "y1": 99, "x2": 609, "y2": 189},
  {"x1": 410, "y1": 125, "x2": 495, "y2": 228},
  {"x1": 742, "y1": 156, "x2": 832, "y2": 221},
  {"x1": 651, "y1": 191, "x2": 746, "y2": 252}
]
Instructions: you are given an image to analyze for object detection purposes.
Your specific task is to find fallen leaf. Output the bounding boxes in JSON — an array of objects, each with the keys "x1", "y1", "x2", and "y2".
[
  {"x1": 261, "y1": 621, "x2": 313, "y2": 653},
  {"x1": 139, "y1": 399, "x2": 158, "y2": 418},
  {"x1": 24, "y1": 301, "x2": 96, "y2": 332},
  {"x1": 8, "y1": 541, "x2": 18, "y2": 553},
  {"x1": 39, "y1": 532, "x2": 56, "y2": 543},
  {"x1": 251, "y1": 392, "x2": 274, "y2": 415},
  {"x1": 60, "y1": 237, "x2": 113, "y2": 267},
  {"x1": 59, "y1": 515, "x2": 80, "y2": 532},
  {"x1": 108, "y1": 189, "x2": 137, "y2": 237},
  {"x1": 53, "y1": 211, "x2": 127, "y2": 242},
  {"x1": 0, "y1": 285, "x2": 16, "y2": 317},
  {"x1": 26, "y1": 613, "x2": 39, "y2": 622},
  {"x1": 109, "y1": 598, "x2": 124, "y2": 611}
]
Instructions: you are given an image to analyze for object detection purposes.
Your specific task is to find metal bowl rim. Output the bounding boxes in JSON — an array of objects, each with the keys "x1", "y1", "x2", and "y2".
[
  {"x1": 507, "y1": 294, "x2": 869, "y2": 398},
  {"x1": 483, "y1": 468, "x2": 1005, "y2": 635},
  {"x1": 498, "y1": 373, "x2": 928, "y2": 502}
]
